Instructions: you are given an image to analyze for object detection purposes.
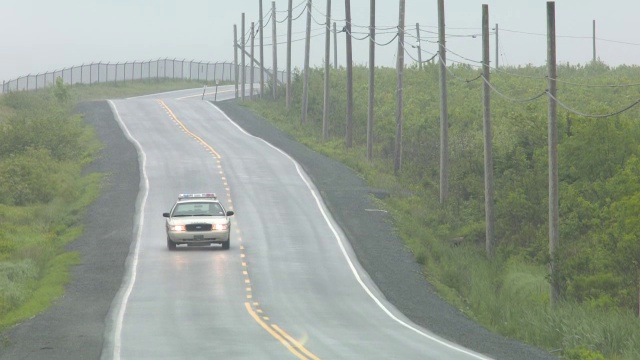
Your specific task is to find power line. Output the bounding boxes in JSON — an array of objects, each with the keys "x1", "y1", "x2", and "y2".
[
  {"x1": 481, "y1": 75, "x2": 548, "y2": 102},
  {"x1": 309, "y1": 2, "x2": 346, "y2": 23},
  {"x1": 276, "y1": 0, "x2": 306, "y2": 13},
  {"x1": 266, "y1": 29, "x2": 325, "y2": 46},
  {"x1": 553, "y1": 78, "x2": 640, "y2": 88},
  {"x1": 501, "y1": 27, "x2": 640, "y2": 46},
  {"x1": 547, "y1": 91, "x2": 640, "y2": 118}
]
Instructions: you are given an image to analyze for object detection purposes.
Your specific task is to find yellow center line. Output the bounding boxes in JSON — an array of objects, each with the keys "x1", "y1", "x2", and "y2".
[
  {"x1": 157, "y1": 100, "x2": 221, "y2": 158},
  {"x1": 272, "y1": 324, "x2": 321, "y2": 360},
  {"x1": 245, "y1": 303, "x2": 309, "y2": 360}
]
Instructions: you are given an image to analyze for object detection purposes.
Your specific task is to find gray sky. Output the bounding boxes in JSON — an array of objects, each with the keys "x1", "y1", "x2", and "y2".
[{"x1": 1, "y1": 0, "x2": 639, "y2": 82}]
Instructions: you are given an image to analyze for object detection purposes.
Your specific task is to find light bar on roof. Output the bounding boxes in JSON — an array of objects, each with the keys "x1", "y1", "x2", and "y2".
[{"x1": 178, "y1": 193, "x2": 217, "y2": 200}]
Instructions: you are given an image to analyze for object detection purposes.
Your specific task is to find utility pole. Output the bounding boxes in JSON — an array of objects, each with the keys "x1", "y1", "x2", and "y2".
[
  {"x1": 547, "y1": 0, "x2": 560, "y2": 308},
  {"x1": 482, "y1": 4, "x2": 495, "y2": 260},
  {"x1": 345, "y1": 0, "x2": 354, "y2": 148},
  {"x1": 241, "y1": 13, "x2": 246, "y2": 101},
  {"x1": 272, "y1": 1, "x2": 278, "y2": 99},
  {"x1": 286, "y1": 0, "x2": 293, "y2": 109},
  {"x1": 259, "y1": 0, "x2": 265, "y2": 98},
  {"x1": 495, "y1": 23, "x2": 499, "y2": 69},
  {"x1": 438, "y1": 0, "x2": 449, "y2": 203},
  {"x1": 367, "y1": 0, "x2": 375, "y2": 161},
  {"x1": 592, "y1": 19, "x2": 596, "y2": 63},
  {"x1": 301, "y1": 0, "x2": 312, "y2": 123},
  {"x1": 416, "y1": 23, "x2": 423, "y2": 70},
  {"x1": 250, "y1": 22, "x2": 255, "y2": 100},
  {"x1": 322, "y1": 0, "x2": 332, "y2": 140},
  {"x1": 234, "y1": 25, "x2": 239, "y2": 99},
  {"x1": 394, "y1": 0, "x2": 405, "y2": 176},
  {"x1": 333, "y1": 22, "x2": 338, "y2": 69}
]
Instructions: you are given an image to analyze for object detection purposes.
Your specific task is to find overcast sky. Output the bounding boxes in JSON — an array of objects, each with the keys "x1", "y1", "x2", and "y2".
[{"x1": 1, "y1": 0, "x2": 639, "y2": 82}]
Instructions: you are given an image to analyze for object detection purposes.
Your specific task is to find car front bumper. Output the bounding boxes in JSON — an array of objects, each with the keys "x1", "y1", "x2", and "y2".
[{"x1": 167, "y1": 230, "x2": 230, "y2": 244}]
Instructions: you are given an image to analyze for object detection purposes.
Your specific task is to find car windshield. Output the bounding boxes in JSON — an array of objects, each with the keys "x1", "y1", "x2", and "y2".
[{"x1": 172, "y1": 202, "x2": 224, "y2": 217}]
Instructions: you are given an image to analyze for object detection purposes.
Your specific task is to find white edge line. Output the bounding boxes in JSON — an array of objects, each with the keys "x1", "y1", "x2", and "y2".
[
  {"x1": 207, "y1": 102, "x2": 493, "y2": 360},
  {"x1": 107, "y1": 100, "x2": 149, "y2": 360}
]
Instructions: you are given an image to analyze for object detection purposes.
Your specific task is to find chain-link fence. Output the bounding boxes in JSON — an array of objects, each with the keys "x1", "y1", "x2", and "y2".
[{"x1": 1, "y1": 58, "x2": 286, "y2": 93}]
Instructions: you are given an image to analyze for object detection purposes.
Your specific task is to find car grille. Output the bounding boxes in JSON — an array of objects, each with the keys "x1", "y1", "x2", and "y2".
[{"x1": 186, "y1": 223, "x2": 212, "y2": 231}]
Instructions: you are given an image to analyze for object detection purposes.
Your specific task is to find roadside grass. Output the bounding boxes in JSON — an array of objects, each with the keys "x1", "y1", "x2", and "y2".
[
  {"x1": 68, "y1": 79, "x2": 216, "y2": 102},
  {"x1": 0, "y1": 79, "x2": 205, "y2": 332},
  {"x1": 0, "y1": 252, "x2": 80, "y2": 330},
  {"x1": 242, "y1": 98, "x2": 640, "y2": 359}
]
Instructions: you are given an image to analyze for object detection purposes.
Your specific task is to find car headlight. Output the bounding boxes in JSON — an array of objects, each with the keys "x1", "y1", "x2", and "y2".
[
  {"x1": 213, "y1": 224, "x2": 229, "y2": 231},
  {"x1": 170, "y1": 224, "x2": 187, "y2": 231}
]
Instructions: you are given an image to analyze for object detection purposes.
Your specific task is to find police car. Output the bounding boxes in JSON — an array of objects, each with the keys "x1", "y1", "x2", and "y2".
[{"x1": 163, "y1": 193, "x2": 234, "y2": 250}]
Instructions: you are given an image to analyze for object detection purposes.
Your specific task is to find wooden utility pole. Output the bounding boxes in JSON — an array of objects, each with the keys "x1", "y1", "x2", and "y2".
[
  {"x1": 592, "y1": 19, "x2": 596, "y2": 63},
  {"x1": 547, "y1": 0, "x2": 560, "y2": 308},
  {"x1": 333, "y1": 22, "x2": 338, "y2": 69},
  {"x1": 259, "y1": 0, "x2": 265, "y2": 98},
  {"x1": 416, "y1": 23, "x2": 423, "y2": 70},
  {"x1": 301, "y1": 0, "x2": 312, "y2": 123},
  {"x1": 250, "y1": 22, "x2": 255, "y2": 100},
  {"x1": 234, "y1": 25, "x2": 239, "y2": 99},
  {"x1": 241, "y1": 13, "x2": 246, "y2": 101},
  {"x1": 438, "y1": 0, "x2": 449, "y2": 203},
  {"x1": 495, "y1": 23, "x2": 499, "y2": 69},
  {"x1": 367, "y1": 0, "x2": 375, "y2": 160},
  {"x1": 272, "y1": 1, "x2": 278, "y2": 99},
  {"x1": 394, "y1": 0, "x2": 405, "y2": 176},
  {"x1": 286, "y1": 0, "x2": 293, "y2": 109},
  {"x1": 322, "y1": 0, "x2": 332, "y2": 140},
  {"x1": 482, "y1": 4, "x2": 495, "y2": 260},
  {"x1": 345, "y1": 0, "x2": 354, "y2": 148}
]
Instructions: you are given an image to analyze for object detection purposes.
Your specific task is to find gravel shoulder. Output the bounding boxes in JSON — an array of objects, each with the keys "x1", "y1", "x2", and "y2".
[{"x1": 0, "y1": 100, "x2": 557, "y2": 360}]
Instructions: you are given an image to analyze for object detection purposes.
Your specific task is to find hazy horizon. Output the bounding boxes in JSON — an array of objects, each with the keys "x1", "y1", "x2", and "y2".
[{"x1": 2, "y1": 0, "x2": 639, "y2": 82}]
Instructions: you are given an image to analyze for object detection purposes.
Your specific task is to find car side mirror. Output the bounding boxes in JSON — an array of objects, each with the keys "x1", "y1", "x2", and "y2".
[
  {"x1": 163, "y1": 212, "x2": 170, "y2": 218},
  {"x1": 226, "y1": 211, "x2": 234, "y2": 216}
]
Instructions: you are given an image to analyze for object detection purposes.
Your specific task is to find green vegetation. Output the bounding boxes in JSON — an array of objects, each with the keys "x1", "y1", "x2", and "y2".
[
  {"x1": 0, "y1": 78, "x2": 207, "y2": 331},
  {"x1": 245, "y1": 61, "x2": 640, "y2": 359}
]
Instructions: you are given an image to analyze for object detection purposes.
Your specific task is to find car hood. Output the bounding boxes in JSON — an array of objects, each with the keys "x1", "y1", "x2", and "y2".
[{"x1": 167, "y1": 216, "x2": 228, "y2": 225}]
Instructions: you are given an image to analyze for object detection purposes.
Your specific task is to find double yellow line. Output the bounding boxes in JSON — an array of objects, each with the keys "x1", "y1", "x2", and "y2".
[
  {"x1": 245, "y1": 303, "x2": 319, "y2": 360},
  {"x1": 158, "y1": 100, "x2": 221, "y2": 158},
  {"x1": 158, "y1": 100, "x2": 320, "y2": 360}
]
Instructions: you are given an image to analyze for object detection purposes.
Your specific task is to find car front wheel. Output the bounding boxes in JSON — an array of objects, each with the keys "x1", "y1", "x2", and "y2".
[{"x1": 167, "y1": 237, "x2": 176, "y2": 251}]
